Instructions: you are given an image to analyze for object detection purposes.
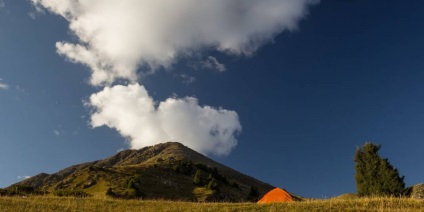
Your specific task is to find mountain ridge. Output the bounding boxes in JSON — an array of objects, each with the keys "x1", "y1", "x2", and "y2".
[{"x1": 9, "y1": 142, "x2": 281, "y2": 202}]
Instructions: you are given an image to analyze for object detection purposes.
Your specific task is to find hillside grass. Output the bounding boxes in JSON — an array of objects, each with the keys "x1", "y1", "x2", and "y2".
[{"x1": 0, "y1": 196, "x2": 423, "y2": 211}]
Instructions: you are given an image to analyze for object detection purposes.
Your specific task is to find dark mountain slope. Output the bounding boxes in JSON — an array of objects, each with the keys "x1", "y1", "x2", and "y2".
[{"x1": 10, "y1": 142, "x2": 279, "y2": 202}]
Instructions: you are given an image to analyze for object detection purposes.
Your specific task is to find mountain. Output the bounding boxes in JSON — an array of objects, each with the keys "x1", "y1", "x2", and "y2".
[{"x1": 6, "y1": 142, "x2": 282, "y2": 202}]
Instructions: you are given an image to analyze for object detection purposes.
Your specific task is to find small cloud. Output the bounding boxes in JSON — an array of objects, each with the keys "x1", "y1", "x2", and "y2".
[
  {"x1": 53, "y1": 130, "x2": 60, "y2": 136},
  {"x1": 28, "y1": 12, "x2": 36, "y2": 19},
  {"x1": 116, "y1": 148, "x2": 125, "y2": 153},
  {"x1": 0, "y1": 0, "x2": 5, "y2": 8},
  {"x1": 28, "y1": 2, "x2": 45, "y2": 19},
  {"x1": 15, "y1": 85, "x2": 25, "y2": 93},
  {"x1": 188, "y1": 56, "x2": 227, "y2": 72},
  {"x1": 54, "y1": 129, "x2": 65, "y2": 136},
  {"x1": 0, "y1": 78, "x2": 9, "y2": 90},
  {"x1": 0, "y1": 83, "x2": 8, "y2": 89},
  {"x1": 13, "y1": 85, "x2": 29, "y2": 102},
  {"x1": 177, "y1": 74, "x2": 196, "y2": 84},
  {"x1": 17, "y1": 176, "x2": 31, "y2": 180},
  {"x1": 202, "y1": 56, "x2": 226, "y2": 72}
]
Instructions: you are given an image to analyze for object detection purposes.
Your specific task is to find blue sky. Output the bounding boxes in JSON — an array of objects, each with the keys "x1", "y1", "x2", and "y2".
[{"x1": 1, "y1": 0, "x2": 423, "y2": 198}]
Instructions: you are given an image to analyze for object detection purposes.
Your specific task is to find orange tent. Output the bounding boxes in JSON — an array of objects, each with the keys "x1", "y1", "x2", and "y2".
[{"x1": 258, "y1": 188, "x2": 294, "y2": 203}]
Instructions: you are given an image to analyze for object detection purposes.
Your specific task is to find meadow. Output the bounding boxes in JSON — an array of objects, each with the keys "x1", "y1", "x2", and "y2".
[{"x1": 0, "y1": 196, "x2": 423, "y2": 212}]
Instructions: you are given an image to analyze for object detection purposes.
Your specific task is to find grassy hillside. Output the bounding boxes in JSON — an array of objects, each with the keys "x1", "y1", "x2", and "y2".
[
  {"x1": 0, "y1": 196, "x2": 423, "y2": 211},
  {"x1": 7, "y1": 142, "x2": 275, "y2": 202}
]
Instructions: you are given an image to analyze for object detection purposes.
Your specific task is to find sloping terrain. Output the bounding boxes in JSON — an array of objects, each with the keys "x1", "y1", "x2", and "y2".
[{"x1": 7, "y1": 142, "x2": 277, "y2": 202}]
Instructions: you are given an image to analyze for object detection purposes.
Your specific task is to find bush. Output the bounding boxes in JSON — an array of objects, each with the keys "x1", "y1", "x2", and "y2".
[
  {"x1": 195, "y1": 163, "x2": 207, "y2": 170},
  {"x1": 173, "y1": 161, "x2": 193, "y2": 175},
  {"x1": 207, "y1": 178, "x2": 219, "y2": 191},
  {"x1": 231, "y1": 182, "x2": 239, "y2": 189},
  {"x1": 193, "y1": 170, "x2": 203, "y2": 186},
  {"x1": 106, "y1": 187, "x2": 115, "y2": 196},
  {"x1": 247, "y1": 186, "x2": 259, "y2": 201},
  {"x1": 0, "y1": 185, "x2": 44, "y2": 196},
  {"x1": 53, "y1": 189, "x2": 91, "y2": 197},
  {"x1": 127, "y1": 179, "x2": 136, "y2": 189}
]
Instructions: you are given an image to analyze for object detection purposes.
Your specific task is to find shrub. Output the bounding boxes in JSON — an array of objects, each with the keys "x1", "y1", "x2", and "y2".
[
  {"x1": 127, "y1": 179, "x2": 136, "y2": 189},
  {"x1": 247, "y1": 186, "x2": 259, "y2": 201},
  {"x1": 0, "y1": 185, "x2": 43, "y2": 196},
  {"x1": 106, "y1": 187, "x2": 115, "y2": 196},
  {"x1": 53, "y1": 189, "x2": 90, "y2": 197},
  {"x1": 231, "y1": 182, "x2": 239, "y2": 189},
  {"x1": 193, "y1": 170, "x2": 203, "y2": 186},
  {"x1": 207, "y1": 178, "x2": 219, "y2": 191}
]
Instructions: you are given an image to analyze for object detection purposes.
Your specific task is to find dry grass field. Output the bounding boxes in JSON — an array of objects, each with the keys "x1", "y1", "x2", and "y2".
[{"x1": 0, "y1": 196, "x2": 423, "y2": 212}]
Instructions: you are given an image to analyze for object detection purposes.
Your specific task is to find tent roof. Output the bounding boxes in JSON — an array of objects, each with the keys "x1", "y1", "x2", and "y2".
[{"x1": 258, "y1": 188, "x2": 294, "y2": 203}]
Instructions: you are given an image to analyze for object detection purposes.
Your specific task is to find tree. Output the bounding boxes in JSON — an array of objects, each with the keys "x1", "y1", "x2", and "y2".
[
  {"x1": 354, "y1": 142, "x2": 405, "y2": 197},
  {"x1": 193, "y1": 170, "x2": 203, "y2": 186},
  {"x1": 127, "y1": 179, "x2": 136, "y2": 189},
  {"x1": 231, "y1": 182, "x2": 239, "y2": 189},
  {"x1": 207, "y1": 178, "x2": 219, "y2": 191},
  {"x1": 247, "y1": 186, "x2": 259, "y2": 201}
]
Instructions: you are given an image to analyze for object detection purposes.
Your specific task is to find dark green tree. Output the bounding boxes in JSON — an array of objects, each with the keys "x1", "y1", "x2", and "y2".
[
  {"x1": 207, "y1": 178, "x2": 219, "y2": 191},
  {"x1": 354, "y1": 142, "x2": 405, "y2": 197},
  {"x1": 247, "y1": 186, "x2": 259, "y2": 201},
  {"x1": 193, "y1": 170, "x2": 203, "y2": 186},
  {"x1": 231, "y1": 182, "x2": 239, "y2": 189},
  {"x1": 127, "y1": 179, "x2": 136, "y2": 189},
  {"x1": 212, "y1": 167, "x2": 219, "y2": 177}
]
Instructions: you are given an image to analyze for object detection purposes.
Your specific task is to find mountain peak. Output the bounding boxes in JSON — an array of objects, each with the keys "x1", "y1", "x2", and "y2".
[{"x1": 12, "y1": 142, "x2": 275, "y2": 202}]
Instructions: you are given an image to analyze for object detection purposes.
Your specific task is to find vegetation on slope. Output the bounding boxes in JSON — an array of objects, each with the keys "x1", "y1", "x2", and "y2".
[{"x1": 6, "y1": 142, "x2": 275, "y2": 202}]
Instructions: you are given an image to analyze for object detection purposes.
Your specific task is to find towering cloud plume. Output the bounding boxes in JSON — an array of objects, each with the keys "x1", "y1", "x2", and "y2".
[
  {"x1": 31, "y1": 0, "x2": 318, "y2": 85},
  {"x1": 89, "y1": 84, "x2": 241, "y2": 156},
  {"x1": 31, "y1": 0, "x2": 318, "y2": 155}
]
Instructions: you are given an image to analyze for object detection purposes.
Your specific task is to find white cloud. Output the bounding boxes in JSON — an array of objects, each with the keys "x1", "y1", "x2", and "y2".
[
  {"x1": 53, "y1": 130, "x2": 60, "y2": 136},
  {"x1": 0, "y1": 78, "x2": 9, "y2": 90},
  {"x1": 17, "y1": 176, "x2": 31, "y2": 180},
  {"x1": 0, "y1": 0, "x2": 5, "y2": 8},
  {"x1": 202, "y1": 56, "x2": 227, "y2": 72},
  {"x1": 30, "y1": 0, "x2": 319, "y2": 155},
  {"x1": 88, "y1": 84, "x2": 241, "y2": 156},
  {"x1": 31, "y1": 0, "x2": 319, "y2": 85},
  {"x1": 177, "y1": 74, "x2": 196, "y2": 84}
]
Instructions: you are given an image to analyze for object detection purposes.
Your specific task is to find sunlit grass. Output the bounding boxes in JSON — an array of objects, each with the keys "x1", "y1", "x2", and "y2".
[{"x1": 0, "y1": 196, "x2": 423, "y2": 211}]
